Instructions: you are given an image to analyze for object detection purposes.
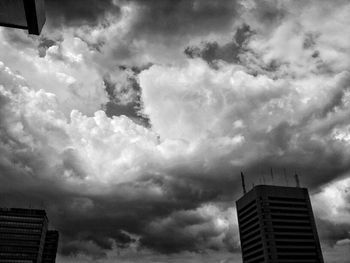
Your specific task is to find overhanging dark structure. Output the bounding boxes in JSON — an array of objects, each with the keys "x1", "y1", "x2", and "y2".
[
  {"x1": 0, "y1": 0, "x2": 45, "y2": 35},
  {"x1": 236, "y1": 185, "x2": 324, "y2": 263}
]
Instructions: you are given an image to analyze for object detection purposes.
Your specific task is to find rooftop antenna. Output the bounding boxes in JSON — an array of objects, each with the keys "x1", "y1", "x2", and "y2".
[
  {"x1": 283, "y1": 168, "x2": 288, "y2": 186},
  {"x1": 240, "y1": 172, "x2": 247, "y2": 194},
  {"x1": 295, "y1": 173, "x2": 301, "y2": 188},
  {"x1": 270, "y1": 167, "x2": 274, "y2": 185},
  {"x1": 262, "y1": 175, "x2": 266, "y2": 185}
]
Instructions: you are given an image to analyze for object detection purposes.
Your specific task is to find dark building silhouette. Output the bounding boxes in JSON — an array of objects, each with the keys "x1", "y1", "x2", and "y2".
[
  {"x1": 236, "y1": 184, "x2": 324, "y2": 263},
  {"x1": 0, "y1": 0, "x2": 45, "y2": 35},
  {"x1": 42, "y1": 230, "x2": 59, "y2": 263},
  {"x1": 0, "y1": 208, "x2": 58, "y2": 263}
]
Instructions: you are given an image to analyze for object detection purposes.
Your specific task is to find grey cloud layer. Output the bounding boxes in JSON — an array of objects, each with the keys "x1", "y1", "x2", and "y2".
[
  {"x1": 45, "y1": 0, "x2": 121, "y2": 27},
  {"x1": 45, "y1": 0, "x2": 238, "y2": 35}
]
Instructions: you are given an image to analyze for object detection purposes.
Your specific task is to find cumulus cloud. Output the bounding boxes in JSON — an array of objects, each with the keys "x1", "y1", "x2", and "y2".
[
  {"x1": 0, "y1": 61, "x2": 239, "y2": 258},
  {"x1": 310, "y1": 176, "x2": 350, "y2": 262},
  {"x1": 0, "y1": 28, "x2": 109, "y2": 116},
  {"x1": 243, "y1": 0, "x2": 350, "y2": 72},
  {"x1": 139, "y1": 59, "x2": 350, "y2": 185},
  {"x1": 313, "y1": 177, "x2": 350, "y2": 234}
]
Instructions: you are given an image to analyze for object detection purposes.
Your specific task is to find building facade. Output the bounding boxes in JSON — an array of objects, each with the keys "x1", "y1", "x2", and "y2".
[
  {"x1": 0, "y1": 208, "x2": 58, "y2": 263},
  {"x1": 42, "y1": 230, "x2": 59, "y2": 263},
  {"x1": 236, "y1": 185, "x2": 324, "y2": 263}
]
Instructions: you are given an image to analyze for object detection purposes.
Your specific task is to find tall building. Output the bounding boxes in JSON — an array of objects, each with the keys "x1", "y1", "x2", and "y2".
[
  {"x1": 0, "y1": 208, "x2": 59, "y2": 263},
  {"x1": 236, "y1": 184, "x2": 324, "y2": 263}
]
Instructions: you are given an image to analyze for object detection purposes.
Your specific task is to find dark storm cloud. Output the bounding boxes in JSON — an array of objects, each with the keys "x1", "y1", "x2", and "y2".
[
  {"x1": 1, "y1": 105, "x2": 349, "y2": 258},
  {"x1": 45, "y1": 0, "x2": 121, "y2": 27},
  {"x1": 38, "y1": 38, "x2": 56, "y2": 57},
  {"x1": 184, "y1": 24, "x2": 253, "y2": 66},
  {"x1": 102, "y1": 65, "x2": 151, "y2": 126},
  {"x1": 303, "y1": 32, "x2": 318, "y2": 50},
  {"x1": 0, "y1": 169, "x2": 234, "y2": 257},
  {"x1": 37, "y1": 35, "x2": 62, "y2": 57},
  {"x1": 235, "y1": 115, "x2": 350, "y2": 190},
  {"x1": 128, "y1": 0, "x2": 239, "y2": 38},
  {"x1": 141, "y1": 209, "x2": 221, "y2": 253},
  {"x1": 241, "y1": 150, "x2": 350, "y2": 192},
  {"x1": 83, "y1": 176, "x2": 231, "y2": 254},
  {"x1": 247, "y1": 0, "x2": 286, "y2": 26},
  {"x1": 135, "y1": 173, "x2": 240, "y2": 253},
  {"x1": 316, "y1": 218, "x2": 350, "y2": 246},
  {"x1": 44, "y1": 0, "x2": 239, "y2": 37}
]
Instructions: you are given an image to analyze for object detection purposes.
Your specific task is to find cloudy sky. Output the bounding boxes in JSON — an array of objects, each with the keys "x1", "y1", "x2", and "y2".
[{"x1": 0, "y1": 0, "x2": 350, "y2": 262}]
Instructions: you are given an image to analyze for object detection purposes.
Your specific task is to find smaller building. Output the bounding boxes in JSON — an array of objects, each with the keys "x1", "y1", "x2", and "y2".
[
  {"x1": 0, "y1": 207, "x2": 59, "y2": 263},
  {"x1": 42, "y1": 230, "x2": 59, "y2": 263}
]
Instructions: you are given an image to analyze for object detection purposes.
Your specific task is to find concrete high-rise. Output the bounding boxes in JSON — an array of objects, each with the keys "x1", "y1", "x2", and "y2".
[
  {"x1": 0, "y1": 208, "x2": 59, "y2": 263},
  {"x1": 236, "y1": 184, "x2": 324, "y2": 263}
]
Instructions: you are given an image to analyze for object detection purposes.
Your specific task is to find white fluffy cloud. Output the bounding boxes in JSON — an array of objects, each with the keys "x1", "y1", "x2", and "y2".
[
  {"x1": 313, "y1": 176, "x2": 350, "y2": 225},
  {"x1": 0, "y1": 28, "x2": 108, "y2": 117},
  {"x1": 0, "y1": 61, "x2": 157, "y2": 187},
  {"x1": 140, "y1": 60, "x2": 287, "y2": 141},
  {"x1": 140, "y1": 59, "x2": 350, "y2": 175},
  {"x1": 244, "y1": 0, "x2": 350, "y2": 74}
]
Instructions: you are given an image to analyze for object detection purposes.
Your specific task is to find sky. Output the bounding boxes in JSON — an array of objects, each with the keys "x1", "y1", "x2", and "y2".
[{"x1": 0, "y1": 0, "x2": 350, "y2": 262}]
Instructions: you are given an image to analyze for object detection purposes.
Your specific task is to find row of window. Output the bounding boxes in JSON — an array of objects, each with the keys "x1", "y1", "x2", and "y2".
[
  {"x1": 0, "y1": 221, "x2": 44, "y2": 230},
  {"x1": 242, "y1": 236, "x2": 261, "y2": 249},
  {"x1": 267, "y1": 196, "x2": 307, "y2": 203},
  {"x1": 0, "y1": 227, "x2": 43, "y2": 235},
  {"x1": 238, "y1": 200, "x2": 256, "y2": 214},
  {"x1": 243, "y1": 247, "x2": 264, "y2": 261},
  {"x1": 0, "y1": 252, "x2": 37, "y2": 258},
  {"x1": 239, "y1": 204, "x2": 257, "y2": 220},
  {"x1": 240, "y1": 221, "x2": 260, "y2": 236},
  {"x1": 0, "y1": 240, "x2": 40, "y2": 247},
  {"x1": 0, "y1": 246, "x2": 39, "y2": 254},
  {"x1": 0, "y1": 233, "x2": 43, "y2": 241},
  {"x1": 0, "y1": 215, "x2": 46, "y2": 222},
  {"x1": 268, "y1": 201, "x2": 307, "y2": 208},
  {"x1": 242, "y1": 242, "x2": 262, "y2": 255}
]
